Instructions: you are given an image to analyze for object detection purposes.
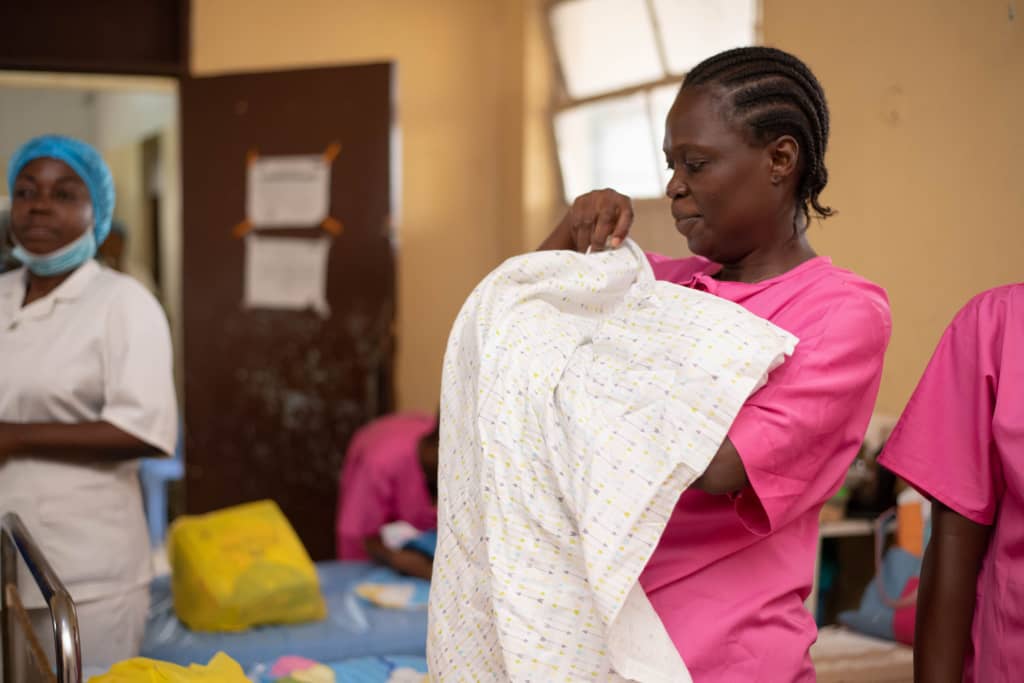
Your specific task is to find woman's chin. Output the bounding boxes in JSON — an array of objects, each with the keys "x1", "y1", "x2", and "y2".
[
  {"x1": 16, "y1": 238, "x2": 62, "y2": 255},
  {"x1": 684, "y1": 235, "x2": 714, "y2": 259},
  {"x1": 675, "y1": 221, "x2": 712, "y2": 258}
]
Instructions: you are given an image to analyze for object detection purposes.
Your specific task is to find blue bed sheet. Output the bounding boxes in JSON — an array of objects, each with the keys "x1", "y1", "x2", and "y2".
[
  {"x1": 140, "y1": 561, "x2": 428, "y2": 669},
  {"x1": 250, "y1": 655, "x2": 429, "y2": 683}
]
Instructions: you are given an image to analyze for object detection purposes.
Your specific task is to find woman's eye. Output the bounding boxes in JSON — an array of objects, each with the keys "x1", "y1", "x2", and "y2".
[{"x1": 684, "y1": 161, "x2": 707, "y2": 173}]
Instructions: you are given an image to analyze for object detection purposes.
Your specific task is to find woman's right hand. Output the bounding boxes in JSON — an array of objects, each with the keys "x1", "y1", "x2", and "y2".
[{"x1": 538, "y1": 189, "x2": 635, "y2": 253}]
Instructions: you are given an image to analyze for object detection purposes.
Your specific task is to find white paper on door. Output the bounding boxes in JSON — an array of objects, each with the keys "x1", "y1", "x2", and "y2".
[
  {"x1": 246, "y1": 154, "x2": 331, "y2": 228},
  {"x1": 243, "y1": 234, "x2": 332, "y2": 317}
]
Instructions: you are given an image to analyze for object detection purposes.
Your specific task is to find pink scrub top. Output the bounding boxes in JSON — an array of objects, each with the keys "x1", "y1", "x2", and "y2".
[
  {"x1": 879, "y1": 284, "x2": 1024, "y2": 683},
  {"x1": 641, "y1": 254, "x2": 891, "y2": 682},
  {"x1": 336, "y1": 412, "x2": 438, "y2": 560}
]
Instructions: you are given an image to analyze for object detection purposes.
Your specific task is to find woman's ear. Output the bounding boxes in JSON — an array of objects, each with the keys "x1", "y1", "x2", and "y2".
[{"x1": 768, "y1": 135, "x2": 800, "y2": 185}]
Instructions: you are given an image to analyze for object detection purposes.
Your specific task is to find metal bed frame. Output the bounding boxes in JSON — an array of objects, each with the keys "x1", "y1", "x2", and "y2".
[{"x1": 1, "y1": 512, "x2": 81, "y2": 683}]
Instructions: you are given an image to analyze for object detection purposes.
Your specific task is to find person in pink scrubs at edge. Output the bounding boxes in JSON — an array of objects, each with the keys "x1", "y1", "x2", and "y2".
[
  {"x1": 336, "y1": 412, "x2": 439, "y2": 579},
  {"x1": 878, "y1": 284, "x2": 1022, "y2": 683},
  {"x1": 538, "y1": 46, "x2": 892, "y2": 681}
]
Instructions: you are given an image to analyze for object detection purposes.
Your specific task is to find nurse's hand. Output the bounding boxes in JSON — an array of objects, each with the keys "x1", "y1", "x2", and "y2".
[{"x1": 538, "y1": 189, "x2": 634, "y2": 253}]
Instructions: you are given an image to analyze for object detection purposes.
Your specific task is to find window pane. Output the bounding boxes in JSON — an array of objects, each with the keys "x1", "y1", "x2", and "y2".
[
  {"x1": 551, "y1": 0, "x2": 665, "y2": 99},
  {"x1": 651, "y1": 0, "x2": 758, "y2": 74},
  {"x1": 555, "y1": 92, "x2": 662, "y2": 202},
  {"x1": 647, "y1": 83, "x2": 680, "y2": 186}
]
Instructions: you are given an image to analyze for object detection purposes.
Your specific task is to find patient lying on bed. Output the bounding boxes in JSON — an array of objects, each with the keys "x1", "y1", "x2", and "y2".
[{"x1": 336, "y1": 413, "x2": 439, "y2": 579}]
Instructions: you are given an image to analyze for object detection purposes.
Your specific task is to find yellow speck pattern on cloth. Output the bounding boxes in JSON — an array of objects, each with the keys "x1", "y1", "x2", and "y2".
[{"x1": 427, "y1": 241, "x2": 797, "y2": 682}]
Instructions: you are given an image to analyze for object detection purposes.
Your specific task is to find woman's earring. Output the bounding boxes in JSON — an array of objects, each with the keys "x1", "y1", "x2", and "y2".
[{"x1": 771, "y1": 175, "x2": 781, "y2": 185}]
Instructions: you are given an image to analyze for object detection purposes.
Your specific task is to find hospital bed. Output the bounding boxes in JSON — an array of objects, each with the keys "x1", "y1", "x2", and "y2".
[
  {"x1": 2, "y1": 517, "x2": 914, "y2": 683},
  {"x1": 141, "y1": 561, "x2": 428, "y2": 671},
  {"x1": 1, "y1": 512, "x2": 82, "y2": 683}
]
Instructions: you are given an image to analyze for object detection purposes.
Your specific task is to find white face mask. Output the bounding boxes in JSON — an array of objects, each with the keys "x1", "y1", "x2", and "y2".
[{"x1": 12, "y1": 228, "x2": 97, "y2": 277}]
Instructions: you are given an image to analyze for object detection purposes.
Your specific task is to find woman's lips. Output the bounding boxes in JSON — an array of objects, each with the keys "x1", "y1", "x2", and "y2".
[{"x1": 674, "y1": 215, "x2": 702, "y2": 234}]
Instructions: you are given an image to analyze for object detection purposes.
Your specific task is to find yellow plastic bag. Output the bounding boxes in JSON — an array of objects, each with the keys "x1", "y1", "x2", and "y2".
[
  {"x1": 169, "y1": 500, "x2": 327, "y2": 632},
  {"x1": 87, "y1": 652, "x2": 248, "y2": 682}
]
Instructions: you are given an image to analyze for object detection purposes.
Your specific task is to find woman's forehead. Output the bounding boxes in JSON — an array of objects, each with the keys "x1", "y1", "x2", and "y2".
[
  {"x1": 16, "y1": 157, "x2": 85, "y2": 185},
  {"x1": 663, "y1": 87, "x2": 742, "y2": 151}
]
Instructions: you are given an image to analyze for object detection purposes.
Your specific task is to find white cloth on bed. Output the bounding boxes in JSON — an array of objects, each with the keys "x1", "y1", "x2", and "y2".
[{"x1": 427, "y1": 240, "x2": 797, "y2": 682}]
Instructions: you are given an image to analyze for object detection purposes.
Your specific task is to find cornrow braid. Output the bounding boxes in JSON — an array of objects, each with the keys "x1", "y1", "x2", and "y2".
[{"x1": 683, "y1": 47, "x2": 834, "y2": 228}]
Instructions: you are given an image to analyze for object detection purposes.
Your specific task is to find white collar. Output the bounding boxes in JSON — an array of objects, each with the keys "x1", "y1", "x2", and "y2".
[{"x1": 1, "y1": 260, "x2": 102, "y2": 322}]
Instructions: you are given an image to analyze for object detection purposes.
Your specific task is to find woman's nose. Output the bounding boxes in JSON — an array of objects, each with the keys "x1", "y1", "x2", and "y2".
[
  {"x1": 666, "y1": 173, "x2": 689, "y2": 200},
  {"x1": 28, "y1": 194, "x2": 53, "y2": 213}
]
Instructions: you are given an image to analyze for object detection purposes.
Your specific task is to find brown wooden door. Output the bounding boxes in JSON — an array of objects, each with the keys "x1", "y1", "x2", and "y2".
[
  {"x1": 180, "y1": 63, "x2": 395, "y2": 560},
  {"x1": 0, "y1": 0, "x2": 188, "y2": 75}
]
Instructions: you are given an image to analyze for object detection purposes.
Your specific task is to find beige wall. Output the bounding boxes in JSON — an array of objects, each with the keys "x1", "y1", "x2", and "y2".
[
  {"x1": 193, "y1": 0, "x2": 1023, "y2": 417},
  {"x1": 103, "y1": 142, "x2": 146, "y2": 264},
  {"x1": 763, "y1": 0, "x2": 1023, "y2": 413},
  {"x1": 159, "y1": 121, "x2": 184, "y2": 394},
  {"x1": 522, "y1": 0, "x2": 566, "y2": 252}
]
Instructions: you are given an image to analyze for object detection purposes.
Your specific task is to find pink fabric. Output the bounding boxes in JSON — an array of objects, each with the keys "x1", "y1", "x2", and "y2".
[
  {"x1": 879, "y1": 284, "x2": 1024, "y2": 683},
  {"x1": 269, "y1": 656, "x2": 320, "y2": 677},
  {"x1": 336, "y1": 413, "x2": 438, "y2": 560},
  {"x1": 640, "y1": 254, "x2": 891, "y2": 682},
  {"x1": 892, "y1": 577, "x2": 919, "y2": 646}
]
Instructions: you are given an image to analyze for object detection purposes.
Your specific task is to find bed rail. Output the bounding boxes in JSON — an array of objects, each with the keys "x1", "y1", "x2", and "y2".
[{"x1": 1, "y1": 512, "x2": 81, "y2": 683}]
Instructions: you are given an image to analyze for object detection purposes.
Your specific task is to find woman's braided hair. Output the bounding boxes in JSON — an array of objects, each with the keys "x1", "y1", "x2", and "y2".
[{"x1": 683, "y1": 46, "x2": 834, "y2": 226}]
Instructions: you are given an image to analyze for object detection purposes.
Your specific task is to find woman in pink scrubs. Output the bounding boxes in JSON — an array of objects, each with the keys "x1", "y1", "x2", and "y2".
[
  {"x1": 540, "y1": 46, "x2": 891, "y2": 680},
  {"x1": 336, "y1": 412, "x2": 439, "y2": 578},
  {"x1": 879, "y1": 284, "x2": 1022, "y2": 683}
]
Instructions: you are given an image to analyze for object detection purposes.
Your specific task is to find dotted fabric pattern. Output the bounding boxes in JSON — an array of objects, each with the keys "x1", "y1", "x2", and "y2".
[{"x1": 427, "y1": 241, "x2": 797, "y2": 682}]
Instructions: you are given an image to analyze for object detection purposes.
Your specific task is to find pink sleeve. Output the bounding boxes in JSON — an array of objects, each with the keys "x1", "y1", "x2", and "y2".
[
  {"x1": 879, "y1": 298, "x2": 1003, "y2": 525},
  {"x1": 728, "y1": 295, "x2": 890, "y2": 534},
  {"x1": 336, "y1": 431, "x2": 395, "y2": 559}
]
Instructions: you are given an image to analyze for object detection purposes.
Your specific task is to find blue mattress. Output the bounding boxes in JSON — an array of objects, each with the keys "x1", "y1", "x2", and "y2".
[
  {"x1": 250, "y1": 655, "x2": 429, "y2": 683},
  {"x1": 140, "y1": 561, "x2": 428, "y2": 669}
]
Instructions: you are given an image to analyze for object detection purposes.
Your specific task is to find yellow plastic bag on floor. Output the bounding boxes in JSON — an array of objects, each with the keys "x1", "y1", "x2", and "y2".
[
  {"x1": 88, "y1": 652, "x2": 248, "y2": 682},
  {"x1": 169, "y1": 500, "x2": 326, "y2": 632}
]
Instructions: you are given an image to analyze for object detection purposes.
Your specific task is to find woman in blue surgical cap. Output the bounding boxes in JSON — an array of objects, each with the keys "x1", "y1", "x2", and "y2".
[{"x1": 0, "y1": 136, "x2": 177, "y2": 670}]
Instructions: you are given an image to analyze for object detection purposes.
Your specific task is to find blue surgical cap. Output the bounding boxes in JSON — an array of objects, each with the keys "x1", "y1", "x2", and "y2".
[{"x1": 7, "y1": 135, "x2": 116, "y2": 246}]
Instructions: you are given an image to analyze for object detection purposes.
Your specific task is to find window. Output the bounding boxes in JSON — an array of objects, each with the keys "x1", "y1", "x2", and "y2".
[{"x1": 549, "y1": 0, "x2": 760, "y2": 201}]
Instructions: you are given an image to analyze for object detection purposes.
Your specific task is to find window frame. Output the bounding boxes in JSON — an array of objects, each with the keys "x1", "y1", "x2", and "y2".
[{"x1": 545, "y1": 0, "x2": 763, "y2": 201}]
